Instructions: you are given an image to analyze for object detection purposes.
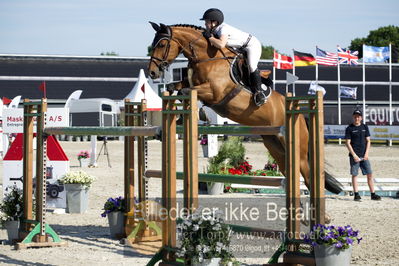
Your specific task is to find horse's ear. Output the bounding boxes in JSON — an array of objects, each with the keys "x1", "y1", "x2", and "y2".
[
  {"x1": 149, "y1": 21, "x2": 160, "y2": 32},
  {"x1": 159, "y1": 23, "x2": 171, "y2": 36}
]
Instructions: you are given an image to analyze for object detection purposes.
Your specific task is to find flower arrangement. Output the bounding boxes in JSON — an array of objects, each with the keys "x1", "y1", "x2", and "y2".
[
  {"x1": 101, "y1": 196, "x2": 126, "y2": 217},
  {"x1": 177, "y1": 208, "x2": 235, "y2": 264},
  {"x1": 304, "y1": 224, "x2": 362, "y2": 250},
  {"x1": 77, "y1": 150, "x2": 90, "y2": 160},
  {"x1": 200, "y1": 135, "x2": 208, "y2": 145},
  {"x1": 0, "y1": 186, "x2": 24, "y2": 226},
  {"x1": 58, "y1": 170, "x2": 96, "y2": 188}
]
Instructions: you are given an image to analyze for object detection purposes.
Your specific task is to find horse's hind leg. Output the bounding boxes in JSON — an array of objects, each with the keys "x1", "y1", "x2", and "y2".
[{"x1": 261, "y1": 135, "x2": 286, "y2": 175}]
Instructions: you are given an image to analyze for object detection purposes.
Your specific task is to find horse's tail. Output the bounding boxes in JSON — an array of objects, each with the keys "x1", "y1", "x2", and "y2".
[
  {"x1": 325, "y1": 171, "x2": 344, "y2": 194},
  {"x1": 303, "y1": 118, "x2": 344, "y2": 195}
]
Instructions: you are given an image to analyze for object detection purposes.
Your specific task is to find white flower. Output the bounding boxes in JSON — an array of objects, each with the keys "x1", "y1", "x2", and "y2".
[
  {"x1": 193, "y1": 224, "x2": 199, "y2": 231},
  {"x1": 212, "y1": 224, "x2": 221, "y2": 231}
]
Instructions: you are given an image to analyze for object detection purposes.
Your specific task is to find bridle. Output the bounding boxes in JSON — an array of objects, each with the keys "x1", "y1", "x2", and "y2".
[
  {"x1": 150, "y1": 26, "x2": 235, "y2": 72},
  {"x1": 150, "y1": 27, "x2": 201, "y2": 71}
]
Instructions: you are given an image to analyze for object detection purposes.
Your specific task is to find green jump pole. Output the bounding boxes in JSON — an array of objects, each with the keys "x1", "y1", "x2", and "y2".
[{"x1": 44, "y1": 126, "x2": 159, "y2": 136}]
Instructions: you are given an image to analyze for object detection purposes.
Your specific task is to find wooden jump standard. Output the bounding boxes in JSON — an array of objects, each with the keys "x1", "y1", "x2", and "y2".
[
  {"x1": 19, "y1": 99, "x2": 161, "y2": 249},
  {"x1": 149, "y1": 90, "x2": 325, "y2": 266}
]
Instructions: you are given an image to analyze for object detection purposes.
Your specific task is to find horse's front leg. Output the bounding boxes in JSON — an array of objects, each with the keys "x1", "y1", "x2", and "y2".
[{"x1": 165, "y1": 78, "x2": 191, "y2": 94}]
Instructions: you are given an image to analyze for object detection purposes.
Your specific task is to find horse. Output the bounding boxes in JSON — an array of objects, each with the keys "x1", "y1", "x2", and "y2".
[{"x1": 147, "y1": 22, "x2": 343, "y2": 197}]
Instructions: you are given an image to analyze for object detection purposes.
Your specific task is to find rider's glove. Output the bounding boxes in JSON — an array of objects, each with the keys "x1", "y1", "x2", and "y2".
[{"x1": 202, "y1": 29, "x2": 212, "y2": 39}]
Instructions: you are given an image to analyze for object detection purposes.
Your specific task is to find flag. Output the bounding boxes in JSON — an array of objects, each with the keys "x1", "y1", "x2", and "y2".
[
  {"x1": 140, "y1": 83, "x2": 145, "y2": 93},
  {"x1": 363, "y1": 45, "x2": 390, "y2": 63},
  {"x1": 2, "y1": 97, "x2": 12, "y2": 105},
  {"x1": 293, "y1": 50, "x2": 316, "y2": 66},
  {"x1": 337, "y1": 46, "x2": 358, "y2": 65},
  {"x1": 316, "y1": 47, "x2": 338, "y2": 66},
  {"x1": 273, "y1": 51, "x2": 293, "y2": 69},
  {"x1": 308, "y1": 81, "x2": 326, "y2": 96},
  {"x1": 39, "y1": 81, "x2": 47, "y2": 98},
  {"x1": 340, "y1": 86, "x2": 357, "y2": 99}
]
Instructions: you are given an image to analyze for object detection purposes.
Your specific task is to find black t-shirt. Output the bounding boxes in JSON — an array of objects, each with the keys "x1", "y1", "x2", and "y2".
[{"x1": 344, "y1": 123, "x2": 370, "y2": 157}]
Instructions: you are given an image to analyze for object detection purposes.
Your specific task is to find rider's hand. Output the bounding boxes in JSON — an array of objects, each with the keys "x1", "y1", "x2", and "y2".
[{"x1": 202, "y1": 29, "x2": 212, "y2": 39}]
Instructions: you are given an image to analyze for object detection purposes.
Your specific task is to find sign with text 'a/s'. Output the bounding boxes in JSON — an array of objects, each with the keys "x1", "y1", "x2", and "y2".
[{"x1": 2, "y1": 108, "x2": 69, "y2": 134}]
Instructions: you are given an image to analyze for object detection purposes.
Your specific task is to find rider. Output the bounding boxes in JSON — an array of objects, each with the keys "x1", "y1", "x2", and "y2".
[{"x1": 200, "y1": 8, "x2": 267, "y2": 106}]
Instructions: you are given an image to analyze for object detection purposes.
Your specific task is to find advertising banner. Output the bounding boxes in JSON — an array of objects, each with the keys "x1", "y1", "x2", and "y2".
[
  {"x1": 324, "y1": 125, "x2": 399, "y2": 140},
  {"x1": 2, "y1": 108, "x2": 69, "y2": 134}
]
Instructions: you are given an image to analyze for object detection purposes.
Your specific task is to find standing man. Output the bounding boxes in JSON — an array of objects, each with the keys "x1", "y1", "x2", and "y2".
[{"x1": 345, "y1": 109, "x2": 381, "y2": 201}]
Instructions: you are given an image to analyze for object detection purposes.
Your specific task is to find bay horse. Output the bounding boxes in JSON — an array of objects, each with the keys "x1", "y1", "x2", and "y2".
[{"x1": 148, "y1": 22, "x2": 343, "y2": 196}]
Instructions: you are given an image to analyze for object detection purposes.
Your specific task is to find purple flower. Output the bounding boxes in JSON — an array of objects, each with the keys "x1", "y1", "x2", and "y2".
[
  {"x1": 305, "y1": 224, "x2": 361, "y2": 250},
  {"x1": 335, "y1": 242, "x2": 343, "y2": 248},
  {"x1": 100, "y1": 196, "x2": 126, "y2": 217}
]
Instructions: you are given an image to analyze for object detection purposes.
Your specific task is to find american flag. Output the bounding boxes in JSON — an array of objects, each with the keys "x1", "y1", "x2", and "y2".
[
  {"x1": 337, "y1": 46, "x2": 359, "y2": 65},
  {"x1": 316, "y1": 47, "x2": 338, "y2": 66}
]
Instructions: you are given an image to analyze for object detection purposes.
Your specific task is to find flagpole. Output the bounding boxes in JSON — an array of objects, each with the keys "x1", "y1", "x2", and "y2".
[
  {"x1": 389, "y1": 43, "x2": 393, "y2": 146},
  {"x1": 316, "y1": 46, "x2": 319, "y2": 82},
  {"x1": 273, "y1": 65, "x2": 276, "y2": 91},
  {"x1": 362, "y1": 44, "x2": 366, "y2": 118},
  {"x1": 337, "y1": 46, "x2": 342, "y2": 145},
  {"x1": 337, "y1": 46, "x2": 341, "y2": 125},
  {"x1": 292, "y1": 50, "x2": 296, "y2": 96}
]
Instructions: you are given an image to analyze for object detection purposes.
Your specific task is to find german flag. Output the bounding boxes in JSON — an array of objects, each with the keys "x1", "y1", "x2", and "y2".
[{"x1": 294, "y1": 50, "x2": 316, "y2": 66}]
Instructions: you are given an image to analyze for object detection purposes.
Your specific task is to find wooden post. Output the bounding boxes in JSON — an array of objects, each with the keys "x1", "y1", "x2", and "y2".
[
  {"x1": 35, "y1": 99, "x2": 47, "y2": 242},
  {"x1": 285, "y1": 93, "x2": 301, "y2": 241},
  {"x1": 309, "y1": 91, "x2": 325, "y2": 227},
  {"x1": 124, "y1": 99, "x2": 135, "y2": 215},
  {"x1": 137, "y1": 100, "x2": 147, "y2": 203},
  {"x1": 183, "y1": 91, "x2": 198, "y2": 212},
  {"x1": 162, "y1": 92, "x2": 177, "y2": 262},
  {"x1": 23, "y1": 99, "x2": 34, "y2": 231}
]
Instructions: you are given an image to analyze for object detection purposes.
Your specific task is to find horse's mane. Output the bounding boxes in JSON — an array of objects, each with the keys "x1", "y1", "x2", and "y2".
[{"x1": 169, "y1": 24, "x2": 204, "y2": 31}]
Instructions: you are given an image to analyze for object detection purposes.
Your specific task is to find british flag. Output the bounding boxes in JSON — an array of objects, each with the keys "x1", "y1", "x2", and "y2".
[{"x1": 337, "y1": 46, "x2": 359, "y2": 65}]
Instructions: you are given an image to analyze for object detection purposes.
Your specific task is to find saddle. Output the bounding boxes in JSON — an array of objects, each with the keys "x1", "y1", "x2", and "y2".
[{"x1": 229, "y1": 51, "x2": 273, "y2": 90}]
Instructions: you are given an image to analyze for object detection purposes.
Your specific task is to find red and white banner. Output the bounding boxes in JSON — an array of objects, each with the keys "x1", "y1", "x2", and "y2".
[{"x1": 3, "y1": 134, "x2": 69, "y2": 208}]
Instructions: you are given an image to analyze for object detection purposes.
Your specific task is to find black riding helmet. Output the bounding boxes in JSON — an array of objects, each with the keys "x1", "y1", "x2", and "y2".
[{"x1": 200, "y1": 8, "x2": 224, "y2": 24}]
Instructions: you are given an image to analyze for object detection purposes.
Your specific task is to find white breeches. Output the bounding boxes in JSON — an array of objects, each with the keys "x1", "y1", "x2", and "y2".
[{"x1": 245, "y1": 36, "x2": 262, "y2": 73}]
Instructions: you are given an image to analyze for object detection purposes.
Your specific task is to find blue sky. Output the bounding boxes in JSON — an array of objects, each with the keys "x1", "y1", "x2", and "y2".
[{"x1": 0, "y1": 0, "x2": 398, "y2": 57}]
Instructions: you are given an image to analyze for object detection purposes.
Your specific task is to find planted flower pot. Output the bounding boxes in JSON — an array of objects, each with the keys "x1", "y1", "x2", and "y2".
[
  {"x1": 4, "y1": 220, "x2": 20, "y2": 242},
  {"x1": 314, "y1": 245, "x2": 352, "y2": 266},
  {"x1": 79, "y1": 158, "x2": 90, "y2": 167},
  {"x1": 207, "y1": 182, "x2": 224, "y2": 195},
  {"x1": 192, "y1": 258, "x2": 221, "y2": 266},
  {"x1": 107, "y1": 211, "x2": 125, "y2": 239},
  {"x1": 65, "y1": 184, "x2": 89, "y2": 213}
]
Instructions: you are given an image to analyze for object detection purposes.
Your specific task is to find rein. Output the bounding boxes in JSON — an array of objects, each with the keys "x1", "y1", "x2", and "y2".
[{"x1": 150, "y1": 26, "x2": 235, "y2": 69}]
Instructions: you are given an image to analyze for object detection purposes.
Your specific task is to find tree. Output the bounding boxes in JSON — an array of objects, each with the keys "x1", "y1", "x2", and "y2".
[
  {"x1": 261, "y1": 45, "x2": 275, "y2": 59},
  {"x1": 349, "y1": 25, "x2": 399, "y2": 62}
]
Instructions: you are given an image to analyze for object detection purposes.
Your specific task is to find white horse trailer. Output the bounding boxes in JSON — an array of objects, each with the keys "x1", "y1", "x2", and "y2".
[{"x1": 69, "y1": 98, "x2": 118, "y2": 127}]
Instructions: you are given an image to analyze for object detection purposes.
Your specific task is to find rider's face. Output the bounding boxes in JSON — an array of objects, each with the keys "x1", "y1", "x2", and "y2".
[{"x1": 204, "y1": 19, "x2": 216, "y2": 30}]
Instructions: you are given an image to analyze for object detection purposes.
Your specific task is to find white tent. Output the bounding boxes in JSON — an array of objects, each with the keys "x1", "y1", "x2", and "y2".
[{"x1": 124, "y1": 69, "x2": 162, "y2": 111}]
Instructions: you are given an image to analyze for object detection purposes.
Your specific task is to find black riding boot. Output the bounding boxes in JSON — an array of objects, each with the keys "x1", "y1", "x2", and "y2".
[{"x1": 250, "y1": 69, "x2": 266, "y2": 106}]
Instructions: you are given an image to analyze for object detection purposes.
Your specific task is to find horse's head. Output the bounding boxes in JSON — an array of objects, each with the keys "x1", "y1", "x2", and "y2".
[{"x1": 148, "y1": 22, "x2": 182, "y2": 79}]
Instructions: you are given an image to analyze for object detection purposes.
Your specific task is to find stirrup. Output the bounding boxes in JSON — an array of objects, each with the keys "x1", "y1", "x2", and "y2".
[{"x1": 254, "y1": 91, "x2": 266, "y2": 107}]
